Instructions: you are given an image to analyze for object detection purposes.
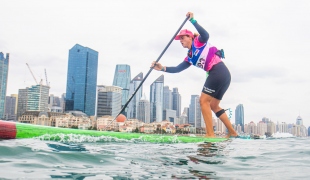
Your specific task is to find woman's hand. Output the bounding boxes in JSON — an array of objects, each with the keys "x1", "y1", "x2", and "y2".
[
  {"x1": 151, "y1": 61, "x2": 164, "y2": 71},
  {"x1": 186, "y1": 12, "x2": 194, "y2": 19}
]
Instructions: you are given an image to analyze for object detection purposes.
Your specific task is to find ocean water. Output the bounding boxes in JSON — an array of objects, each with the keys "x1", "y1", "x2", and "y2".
[{"x1": 0, "y1": 136, "x2": 309, "y2": 180}]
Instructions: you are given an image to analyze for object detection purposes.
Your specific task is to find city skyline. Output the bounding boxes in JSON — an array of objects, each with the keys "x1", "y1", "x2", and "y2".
[{"x1": 1, "y1": 1, "x2": 309, "y2": 127}]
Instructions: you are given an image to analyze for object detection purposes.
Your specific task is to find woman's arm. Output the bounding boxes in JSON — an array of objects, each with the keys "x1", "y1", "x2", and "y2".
[
  {"x1": 165, "y1": 61, "x2": 191, "y2": 73},
  {"x1": 192, "y1": 21, "x2": 209, "y2": 43},
  {"x1": 187, "y1": 12, "x2": 209, "y2": 43}
]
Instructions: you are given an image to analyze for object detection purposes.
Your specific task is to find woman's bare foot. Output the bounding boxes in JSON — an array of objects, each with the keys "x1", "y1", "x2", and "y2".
[
  {"x1": 226, "y1": 132, "x2": 238, "y2": 138},
  {"x1": 204, "y1": 134, "x2": 216, "y2": 138}
]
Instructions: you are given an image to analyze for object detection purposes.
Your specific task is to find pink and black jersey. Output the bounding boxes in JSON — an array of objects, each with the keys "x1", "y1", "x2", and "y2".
[{"x1": 184, "y1": 37, "x2": 222, "y2": 72}]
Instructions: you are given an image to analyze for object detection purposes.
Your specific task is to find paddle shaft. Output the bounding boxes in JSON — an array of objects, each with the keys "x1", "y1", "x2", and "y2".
[{"x1": 104, "y1": 16, "x2": 190, "y2": 130}]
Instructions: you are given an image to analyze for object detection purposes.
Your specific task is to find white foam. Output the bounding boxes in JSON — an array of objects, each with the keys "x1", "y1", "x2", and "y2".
[{"x1": 271, "y1": 132, "x2": 295, "y2": 138}]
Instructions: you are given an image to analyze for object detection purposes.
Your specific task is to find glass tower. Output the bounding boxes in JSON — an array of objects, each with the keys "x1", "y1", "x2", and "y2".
[
  {"x1": 127, "y1": 72, "x2": 143, "y2": 119},
  {"x1": 112, "y1": 64, "x2": 131, "y2": 116},
  {"x1": 65, "y1": 44, "x2": 98, "y2": 116},
  {"x1": 163, "y1": 86, "x2": 172, "y2": 110},
  {"x1": 17, "y1": 85, "x2": 50, "y2": 118},
  {"x1": 0, "y1": 52, "x2": 9, "y2": 119},
  {"x1": 150, "y1": 75, "x2": 164, "y2": 122},
  {"x1": 189, "y1": 95, "x2": 200, "y2": 127},
  {"x1": 235, "y1": 104, "x2": 244, "y2": 132},
  {"x1": 172, "y1": 88, "x2": 181, "y2": 118}
]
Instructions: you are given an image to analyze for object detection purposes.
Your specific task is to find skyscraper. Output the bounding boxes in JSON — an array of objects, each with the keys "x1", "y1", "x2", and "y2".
[
  {"x1": 189, "y1": 95, "x2": 201, "y2": 127},
  {"x1": 137, "y1": 94, "x2": 150, "y2": 123},
  {"x1": 4, "y1": 95, "x2": 16, "y2": 121},
  {"x1": 96, "y1": 85, "x2": 122, "y2": 117},
  {"x1": 150, "y1": 75, "x2": 164, "y2": 122},
  {"x1": 0, "y1": 52, "x2": 9, "y2": 119},
  {"x1": 163, "y1": 109, "x2": 176, "y2": 123},
  {"x1": 172, "y1": 88, "x2": 181, "y2": 117},
  {"x1": 112, "y1": 64, "x2": 131, "y2": 116},
  {"x1": 235, "y1": 104, "x2": 244, "y2": 132},
  {"x1": 163, "y1": 86, "x2": 172, "y2": 110},
  {"x1": 65, "y1": 44, "x2": 98, "y2": 116},
  {"x1": 296, "y1": 116, "x2": 303, "y2": 125},
  {"x1": 17, "y1": 84, "x2": 50, "y2": 118},
  {"x1": 127, "y1": 72, "x2": 143, "y2": 119},
  {"x1": 183, "y1": 107, "x2": 189, "y2": 124}
]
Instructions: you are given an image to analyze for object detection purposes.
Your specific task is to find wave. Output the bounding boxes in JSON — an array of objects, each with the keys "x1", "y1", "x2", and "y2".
[{"x1": 270, "y1": 132, "x2": 295, "y2": 139}]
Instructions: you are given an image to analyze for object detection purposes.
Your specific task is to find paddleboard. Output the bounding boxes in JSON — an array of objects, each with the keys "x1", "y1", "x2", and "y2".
[{"x1": 0, "y1": 120, "x2": 227, "y2": 143}]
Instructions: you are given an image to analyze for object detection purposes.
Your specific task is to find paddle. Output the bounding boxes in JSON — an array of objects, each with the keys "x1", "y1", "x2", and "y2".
[{"x1": 104, "y1": 15, "x2": 190, "y2": 131}]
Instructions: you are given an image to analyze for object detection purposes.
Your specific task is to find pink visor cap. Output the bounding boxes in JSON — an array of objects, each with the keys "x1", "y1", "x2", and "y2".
[{"x1": 174, "y1": 29, "x2": 194, "y2": 40}]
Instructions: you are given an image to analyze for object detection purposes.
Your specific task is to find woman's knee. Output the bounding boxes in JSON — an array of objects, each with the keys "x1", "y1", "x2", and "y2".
[
  {"x1": 210, "y1": 100, "x2": 221, "y2": 113},
  {"x1": 200, "y1": 93, "x2": 212, "y2": 106}
]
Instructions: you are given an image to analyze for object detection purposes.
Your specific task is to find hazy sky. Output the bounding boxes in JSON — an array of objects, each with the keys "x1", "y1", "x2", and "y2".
[{"x1": 1, "y1": 0, "x2": 309, "y2": 127}]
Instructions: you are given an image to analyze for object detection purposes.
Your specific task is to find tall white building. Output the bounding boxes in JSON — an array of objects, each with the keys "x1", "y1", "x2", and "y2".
[
  {"x1": 137, "y1": 94, "x2": 150, "y2": 123},
  {"x1": 278, "y1": 122, "x2": 288, "y2": 133}
]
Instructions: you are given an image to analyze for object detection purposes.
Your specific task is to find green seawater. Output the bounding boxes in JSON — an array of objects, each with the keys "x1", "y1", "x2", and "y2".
[{"x1": 0, "y1": 137, "x2": 309, "y2": 179}]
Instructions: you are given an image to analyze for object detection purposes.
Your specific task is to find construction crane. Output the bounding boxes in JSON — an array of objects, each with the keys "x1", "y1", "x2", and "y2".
[
  {"x1": 44, "y1": 68, "x2": 50, "y2": 87},
  {"x1": 26, "y1": 63, "x2": 38, "y2": 85}
]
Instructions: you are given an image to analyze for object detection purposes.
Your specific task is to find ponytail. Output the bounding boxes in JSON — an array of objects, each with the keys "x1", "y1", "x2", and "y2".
[{"x1": 193, "y1": 33, "x2": 199, "y2": 39}]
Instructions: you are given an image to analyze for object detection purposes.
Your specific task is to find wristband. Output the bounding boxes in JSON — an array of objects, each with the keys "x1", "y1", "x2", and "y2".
[{"x1": 190, "y1": 18, "x2": 197, "y2": 24}]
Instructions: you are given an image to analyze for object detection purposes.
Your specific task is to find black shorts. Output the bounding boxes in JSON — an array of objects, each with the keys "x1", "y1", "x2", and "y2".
[{"x1": 202, "y1": 62, "x2": 231, "y2": 100}]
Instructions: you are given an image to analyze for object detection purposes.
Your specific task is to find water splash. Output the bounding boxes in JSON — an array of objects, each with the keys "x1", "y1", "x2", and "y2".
[
  {"x1": 34, "y1": 133, "x2": 184, "y2": 144},
  {"x1": 271, "y1": 132, "x2": 295, "y2": 138}
]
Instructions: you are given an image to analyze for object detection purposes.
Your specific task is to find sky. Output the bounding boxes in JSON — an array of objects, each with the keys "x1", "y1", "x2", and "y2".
[{"x1": 1, "y1": 0, "x2": 309, "y2": 127}]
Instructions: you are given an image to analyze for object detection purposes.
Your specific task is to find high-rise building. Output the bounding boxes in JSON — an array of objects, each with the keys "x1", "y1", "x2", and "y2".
[
  {"x1": 183, "y1": 107, "x2": 189, "y2": 124},
  {"x1": 96, "y1": 85, "x2": 122, "y2": 117},
  {"x1": 262, "y1": 117, "x2": 270, "y2": 123},
  {"x1": 278, "y1": 122, "x2": 288, "y2": 133},
  {"x1": 65, "y1": 44, "x2": 98, "y2": 116},
  {"x1": 172, "y1": 88, "x2": 181, "y2": 117},
  {"x1": 267, "y1": 121, "x2": 276, "y2": 135},
  {"x1": 235, "y1": 104, "x2": 244, "y2": 132},
  {"x1": 150, "y1": 75, "x2": 164, "y2": 122},
  {"x1": 189, "y1": 95, "x2": 202, "y2": 127},
  {"x1": 257, "y1": 121, "x2": 267, "y2": 136},
  {"x1": 179, "y1": 108, "x2": 188, "y2": 124},
  {"x1": 296, "y1": 116, "x2": 303, "y2": 125},
  {"x1": 163, "y1": 109, "x2": 176, "y2": 123},
  {"x1": 137, "y1": 94, "x2": 150, "y2": 123},
  {"x1": 4, "y1": 95, "x2": 16, "y2": 121},
  {"x1": 163, "y1": 86, "x2": 172, "y2": 110},
  {"x1": 127, "y1": 72, "x2": 143, "y2": 119},
  {"x1": 308, "y1": 126, "x2": 310, "y2": 137},
  {"x1": 113, "y1": 64, "x2": 131, "y2": 116},
  {"x1": 48, "y1": 94, "x2": 63, "y2": 113},
  {"x1": 0, "y1": 52, "x2": 9, "y2": 119},
  {"x1": 17, "y1": 84, "x2": 50, "y2": 118}
]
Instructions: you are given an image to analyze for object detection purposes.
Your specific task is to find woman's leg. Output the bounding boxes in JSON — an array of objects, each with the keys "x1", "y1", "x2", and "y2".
[
  {"x1": 210, "y1": 98, "x2": 238, "y2": 137},
  {"x1": 200, "y1": 92, "x2": 215, "y2": 137}
]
